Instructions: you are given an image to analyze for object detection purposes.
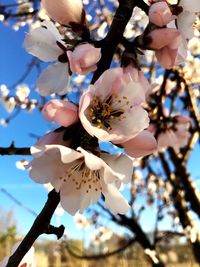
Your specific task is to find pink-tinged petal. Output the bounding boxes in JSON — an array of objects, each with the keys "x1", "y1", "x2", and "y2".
[
  {"x1": 103, "y1": 184, "x2": 130, "y2": 214},
  {"x1": 177, "y1": 11, "x2": 196, "y2": 40},
  {"x1": 175, "y1": 115, "x2": 191, "y2": 124},
  {"x1": 179, "y1": 0, "x2": 200, "y2": 12},
  {"x1": 123, "y1": 66, "x2": 150, "y2": 95},
  {"x1": 24, "y1": 22, "x2": 63, "y2": 62},
  {"x1": 67, "y1": 44, "x2": 101, "y2": 75},
  {"x1": 42, "y1": 0, "x2": 83, "y2": 25},
  {"x1": 79, "y1": 46, "x2": 101, "y2": 68},
  {"x1": 157, "y1": 130, "x2": 177, "y2": 149},
  {"x1": 101, "y1": 153, "x2": 133, "y2": 184},
  {"x1": 148, "y1": 28, "x2": 181, "y2": 50},
  {"x1": 156, "y1": 46, "x2": 178, "y2": 69},
  {"x1": 92, "y1": 68, "x2": 124, "y2": 100},
  {"x1": 111, "y1": 106, "x2": 149, "y2": 143},
  {"x1": 37, "y1": 62, "x2": 70, "y2": 96},
  {"x1": 34, "y1": 130, "x2": 70, "y2": 147},
  {"x1": 42, "y1": 99, "x2": 78, "y2": 127},
  {"x1": 149, "y1": 2, "x2": 175, "y2": 27},
  {"x1": 175, "y1": 37, "x2": 188, "y2": 65},
  {"x1": 121, "y1": 130, "x2": 157, "y2": 158}
]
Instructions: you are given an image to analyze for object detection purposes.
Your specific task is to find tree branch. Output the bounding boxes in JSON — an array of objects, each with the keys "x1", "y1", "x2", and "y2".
[
  {"x1": 6, "y1": 190, "x2": 64, "y2": 267},
  {"x1": 0, "y1": 145, "x2": 30, "y2": 156}
]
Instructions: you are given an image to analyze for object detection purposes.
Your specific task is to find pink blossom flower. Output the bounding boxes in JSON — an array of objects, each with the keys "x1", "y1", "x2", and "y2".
[
  {"x1": 41, "y1": 0, "x2": 83, "y2": 26},
  {"x1": 42, "y1": 99, "x2": 78, "y2": 127},
  {"x1": 149, "y1": 1, "x2": 175, "y2": 27},
  {"x1": 0, "y1": 243, "x2": 35, "y2": 267},
  {"x1": 121, "y1": 130, "x2": 157, "y2": 158},
  {"x1": 67, "y1": 44, "x2": 101, "y2": 75},
  {"x1": 79, "y1": 68, "x2": 150, "y2": 144},
  {"x1": 148, "y1": 28, "x2": 186, "y2": 69},
  {"x1": 28, "y1": 145, "x2": 133, "y2": 215}
]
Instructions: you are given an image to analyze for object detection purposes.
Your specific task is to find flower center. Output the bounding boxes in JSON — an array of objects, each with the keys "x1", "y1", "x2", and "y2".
[
  {"x1": 64, "y1": 160, "x2": 102, "y2": 193},
  {"x1": 89, "y1": 95, "x2": 126, "y2": 130}
]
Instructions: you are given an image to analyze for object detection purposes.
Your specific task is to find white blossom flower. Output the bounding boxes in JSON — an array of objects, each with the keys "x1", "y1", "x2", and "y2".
[
  {"x1": 24, "y1": 21, "x2": 70, "y2": 96},
  {"x1": 74, "y1": 213, "x2": 90, "y2": 229},
  {"x1": 16, "y1": 84, "x2": 30, "y2": 102},
  {"x1": 28, "y1": 145, "x2": 133, "y2": 215}
]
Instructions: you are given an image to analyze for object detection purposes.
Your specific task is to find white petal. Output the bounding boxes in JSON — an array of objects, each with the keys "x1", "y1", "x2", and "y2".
[
  {"x1": 177, "y1": 11, "x2": 196, "y2": 40},
  {"x1": 111, "y1": 106, "x2": 150, "y2": 143},
  {"x1": 42, "y1": 21, "x2": 63, "y2": 41},
  {"x1": 37, "y1": 63, "x2": 70, "y2": 96},
  {"x1": 77, "y1": 147, "x2": 105, "y2": 170},
  {"x1": 61, "y1": 191, "x2": 83, "y2": 215},
  {"x1": 102, "y1": 153, "x2": 133, "y2": 184},
  {"x1": 24, "y1": 26, "x2": 63, "y2": 62},
  {"x1": 103, "y1": 184, "x2": 130, "y2": 214},
  {"x1": 179, "y1": 0, "x2": 200, "y2": 12}
]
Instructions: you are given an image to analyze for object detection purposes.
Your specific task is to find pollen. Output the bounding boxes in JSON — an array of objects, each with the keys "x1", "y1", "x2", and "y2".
[{"x1": 89, "y1": 95, "x2": 128, "y2": 130}]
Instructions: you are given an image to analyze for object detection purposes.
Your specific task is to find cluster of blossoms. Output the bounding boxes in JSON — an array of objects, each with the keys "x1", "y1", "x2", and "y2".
[
  {"x1": 146, "y1": 0, "x2": 200, "y2": 69},
  {"x1": 25, "y1": 0, "x2": 195, "y2": 216}
]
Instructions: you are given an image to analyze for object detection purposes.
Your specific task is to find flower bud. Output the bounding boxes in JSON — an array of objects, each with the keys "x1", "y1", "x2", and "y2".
[
  {"x1": 67, "y1": 44, "x2": 101, "y2": 75},
  {"x1": 41, "y1": 0, "x2": 84, "y2": 26},
  {"x1": 149, "y1": 2, "x2": 175, "y2": 27},
  {"x1": 42, "y1": 99, "x2": 78, "y2": 127}
]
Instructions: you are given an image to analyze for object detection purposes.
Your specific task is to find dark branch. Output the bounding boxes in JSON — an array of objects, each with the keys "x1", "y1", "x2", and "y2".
[
  {"x1": 6, "y1": 190, "x2": 64, "y2": 267},
  {"x1": 66, "y1": 238, "x2": 136, "y2": 260},
  {"x1": 0, "y1": 145, "x2": 30, "y2": 156}
]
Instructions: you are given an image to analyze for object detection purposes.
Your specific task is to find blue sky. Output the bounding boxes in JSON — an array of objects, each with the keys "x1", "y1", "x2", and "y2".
[{"x1": 0, "y1": 10, "x2": 199, "y2": 243}]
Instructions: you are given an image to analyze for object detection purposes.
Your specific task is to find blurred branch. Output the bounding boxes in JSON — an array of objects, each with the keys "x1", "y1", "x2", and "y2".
[
  {"x1": 66, "y1": 237, "x2": 136, "y2": 260},
  {"x1": 159, "y1": 152, "x2": 200, "y2": 263},
  {"x1": 0, "y1": 188, "x2": 37, "y2": 217},
  {"x1": 168, "y1": 147, "x2": 200, "y2": 218}
]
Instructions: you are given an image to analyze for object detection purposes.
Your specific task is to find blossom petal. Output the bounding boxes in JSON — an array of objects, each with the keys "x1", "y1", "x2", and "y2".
[
  {"x1": 24, "y1": 22, "x2": 63, "y2": 62},
  {"x1": 121, "y1": 130, "x2": 157, "y2": 158},
  {"x1": 179, "y1": 0, "x2": 200, "y2": 12},
  {"x1": 102, "y1": 153, "x2": 133, "y2": 184},
  {"x1": 103, "y1": 184, "x2": 130, "y2": 214},
  {"x1": 60, "y1": 190, "x2": 84, "y2": 215},
  {"x1": 177, "y1": 11, "x2": 196, "y2": 40},
  {"x1": 37, "y1": 63, "x2": 70, "y2": 96}
]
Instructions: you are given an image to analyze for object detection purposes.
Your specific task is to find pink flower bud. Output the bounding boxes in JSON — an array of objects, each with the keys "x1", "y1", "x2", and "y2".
[
  {"x1": 148, "y1": 28, "x2": 184, "y2": 69},
  {"x1": 41, "y1": 0, "x2": 83, "y2": 25},
  {"x1": 42, "y1": 99, "x2": 78, "y2": 127},
  {"x1": 67, "y1": 44, "x2": 101, "y2": 75},
  {"x1": 149, "y1": 2, "x2": 176, "y2": 27}
]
